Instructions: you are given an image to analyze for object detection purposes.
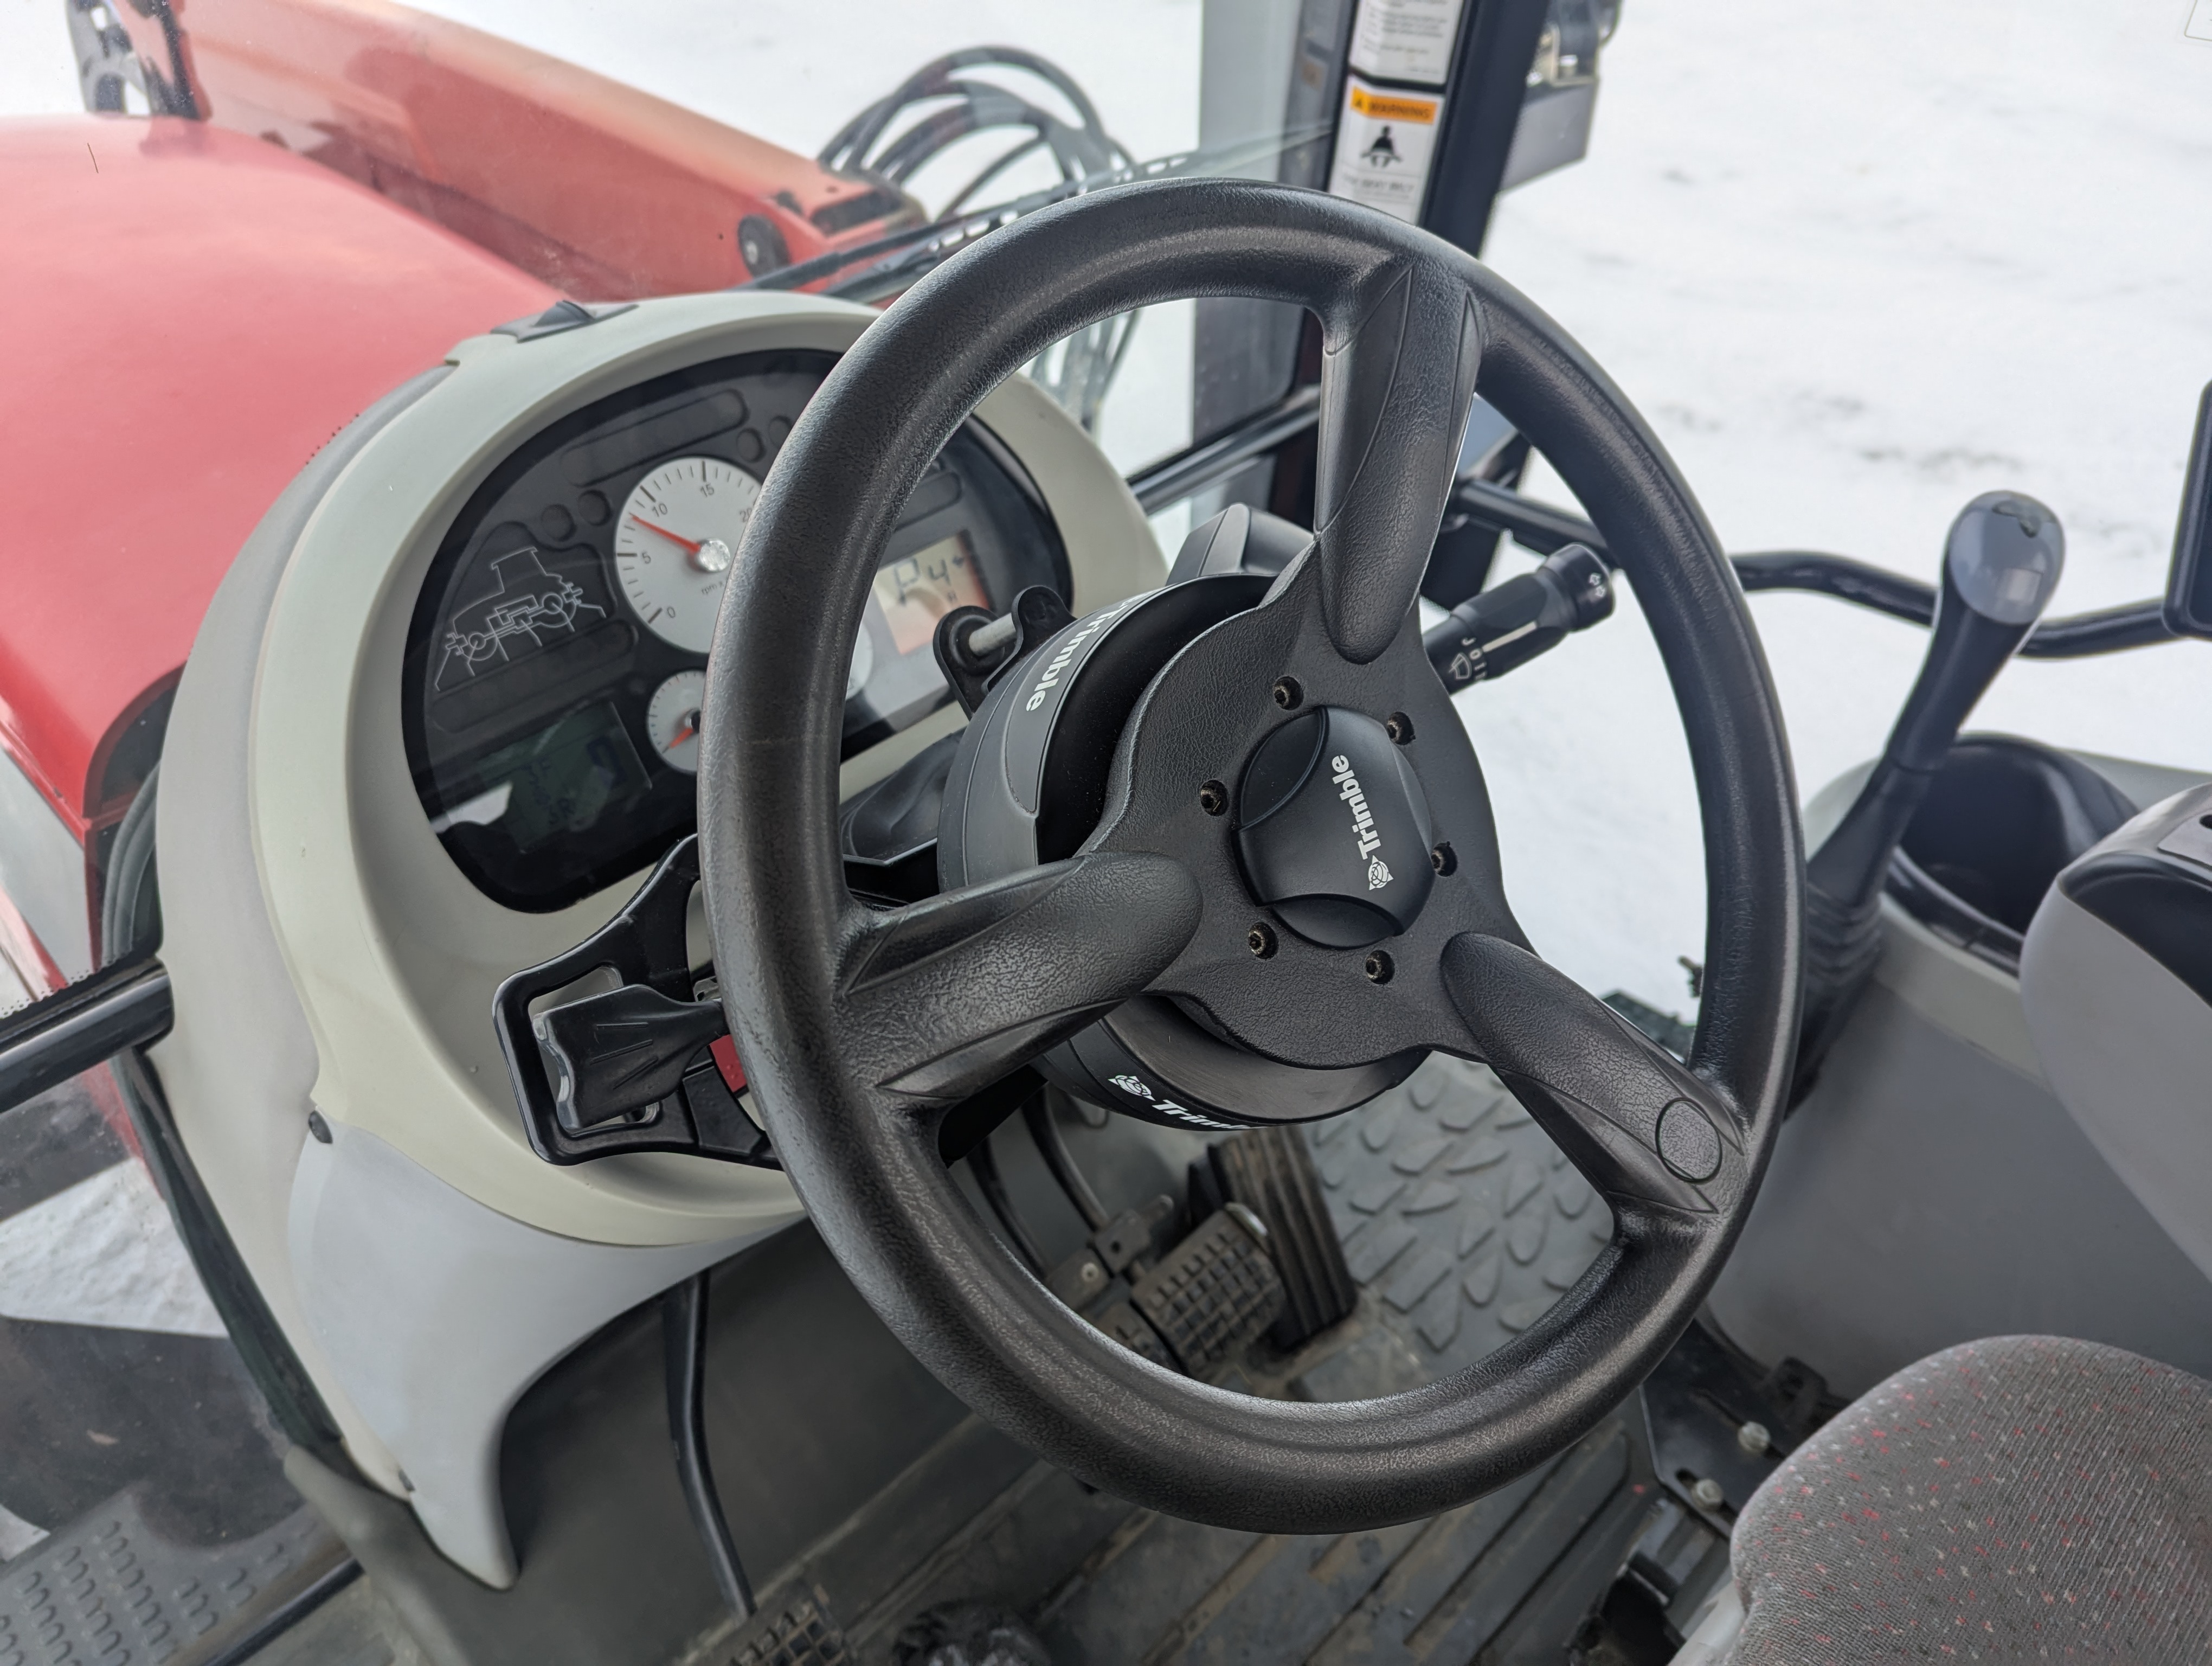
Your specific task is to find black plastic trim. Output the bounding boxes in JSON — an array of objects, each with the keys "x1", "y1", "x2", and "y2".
[{"x1": 1419, "y1": 0, "x2": 1553, "y2": 254}]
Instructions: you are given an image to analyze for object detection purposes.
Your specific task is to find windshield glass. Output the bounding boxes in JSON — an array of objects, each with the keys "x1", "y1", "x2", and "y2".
[
  {"x1": 4, "y1": 1, "x2": 2209, "y2": 1004},
  {"x1": 426, "y1": 1, "x2": 1231, "y2": 478},
  {"x1": 1459, "y1": 0, "x2": 2212, "y2": 1005}
]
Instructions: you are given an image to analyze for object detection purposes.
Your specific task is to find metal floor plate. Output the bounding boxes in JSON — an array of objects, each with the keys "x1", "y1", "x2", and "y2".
[{"x1": 0, "y1": 1490, "x2": 340, "y2": 1666}]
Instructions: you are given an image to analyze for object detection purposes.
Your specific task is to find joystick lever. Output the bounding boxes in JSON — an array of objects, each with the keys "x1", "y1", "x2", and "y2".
[{"x1": 1793, "y1": 492, "x2": 2065, "y2": 1098}]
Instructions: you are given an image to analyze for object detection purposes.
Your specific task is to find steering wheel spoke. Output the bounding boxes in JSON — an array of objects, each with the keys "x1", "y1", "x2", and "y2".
[
  {"x1": 1311, "y1": 261, "x2": 1484, "y2": 664},
  {"x1": 1441, "y1": 932, "x2": 1744, "y2": 1218},
  {"x1": 834, "y1": 852, "x2": 1201, "y2": 1111}
]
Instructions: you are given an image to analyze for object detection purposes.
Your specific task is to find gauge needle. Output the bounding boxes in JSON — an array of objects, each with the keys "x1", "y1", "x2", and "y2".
[
  {"x1": 669, "y1": 711, "x2": 700, "y2": 747},
  {"x1": 627, "y1": 515, "x2": 704, "y2": 555}
]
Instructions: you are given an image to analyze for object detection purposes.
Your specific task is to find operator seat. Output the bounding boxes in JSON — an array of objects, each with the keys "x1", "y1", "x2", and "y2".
[{"x1": 1679, "y1": 1335, "x2": 2212, "y2": 1660}]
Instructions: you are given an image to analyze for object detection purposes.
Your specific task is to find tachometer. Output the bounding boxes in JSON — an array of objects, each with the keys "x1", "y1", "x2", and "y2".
[
  {"x1": 614, "y1": 457, "x2": 761, "y2": 652},
  {"x1": 646, "y1": 670, "x2": 706, "y2": 774}
]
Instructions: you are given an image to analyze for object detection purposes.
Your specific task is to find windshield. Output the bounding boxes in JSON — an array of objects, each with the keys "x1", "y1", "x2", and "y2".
[
  {"x1": 6, "y1": 1, "x2": 2209, "y2": 1018},
  {"x1": 1458, "y1": 0, "x2": 2212, "y2": 1006}
]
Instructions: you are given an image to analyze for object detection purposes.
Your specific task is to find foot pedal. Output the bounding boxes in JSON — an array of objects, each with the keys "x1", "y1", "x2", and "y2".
[
  {"x1": 1045, "y1": 1196, "x2": 1181, "y2": 1367},
  {"x1": 1130, "y1": 1206, "x2": 1284, "y2": 1374},
  {"x1": 1091, "y1": 1295, "x2": 1176, "y2": 1368},
  {"x1": 1210, "y1": 1125, "x2": 1358, "y2": 1347},
  {"x1": 728, "y1": 1585, "x2": 851, "y2": 1666}
]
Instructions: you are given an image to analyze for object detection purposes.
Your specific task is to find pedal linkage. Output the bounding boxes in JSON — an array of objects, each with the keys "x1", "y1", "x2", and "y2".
[{"x1": 492, "y1": 836, "x2": 775, "y2": 1169}]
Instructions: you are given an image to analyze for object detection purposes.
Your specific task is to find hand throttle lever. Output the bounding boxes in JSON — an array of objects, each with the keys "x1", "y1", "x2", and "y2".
[{"x1": 1793, "y1": 491, "x2": 2065, "y2": 1097}]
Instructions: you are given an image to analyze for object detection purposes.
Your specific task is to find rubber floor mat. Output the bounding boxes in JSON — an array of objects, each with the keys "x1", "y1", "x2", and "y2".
[{"x1": 1304, "y1": 1054, "x2": 1614, "y2": 1386}]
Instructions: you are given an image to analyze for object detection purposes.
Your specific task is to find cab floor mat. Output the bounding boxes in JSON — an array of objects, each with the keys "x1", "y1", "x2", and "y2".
[
  {"x1": 1302, "y1": 1054, "x2": 1614, "y2": 1387},
  {"x1": 861, "y1": 1059, "x2": 1644, "y2": 1666},
  {"x1": 0, "y1": 1076, "x2": 356, "y2": 1666},
  {"x1": 1031, "y1": 1420, "x2": 1646, "y2": 1666},
  {"x1": 0, "y1": 1489, "x2": 343, "y2": 1666}
]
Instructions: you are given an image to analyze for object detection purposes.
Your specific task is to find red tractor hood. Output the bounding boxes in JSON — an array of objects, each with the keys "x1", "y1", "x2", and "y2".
[{"x1": 0, "y1": 114, "x2": 555, "y2": 847}]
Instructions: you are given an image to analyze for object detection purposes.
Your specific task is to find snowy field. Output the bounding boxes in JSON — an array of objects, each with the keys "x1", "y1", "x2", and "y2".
[{"x1": 4, "y1": 0, "x2": 2210, "y2": 1013}]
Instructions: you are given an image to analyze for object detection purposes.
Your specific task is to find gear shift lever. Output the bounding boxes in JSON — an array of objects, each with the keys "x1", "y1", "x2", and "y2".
[{"x1": 1793, "y1": 491, "x2": 2066, "y2": 1097}]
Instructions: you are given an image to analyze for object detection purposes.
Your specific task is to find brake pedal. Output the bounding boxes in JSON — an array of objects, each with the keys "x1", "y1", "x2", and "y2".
[
  {"x1": 1130, "y1": 1205, "x2": 1285, "y2": 1375},
  {"x1": 1211, "y1": 1125, "x2": 1359, "y2": 1347},
  {"x1": 727, "y1": 1585, "x2": 850, "y2": 1666}
]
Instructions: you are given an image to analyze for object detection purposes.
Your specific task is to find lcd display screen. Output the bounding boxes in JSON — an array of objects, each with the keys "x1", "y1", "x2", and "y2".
[
  {"x1": 465, "y1": 702, "x2": 651, "y2": 852},
  {"x1": 872, "y1": 534, "x2": 992, "y2": 655}
]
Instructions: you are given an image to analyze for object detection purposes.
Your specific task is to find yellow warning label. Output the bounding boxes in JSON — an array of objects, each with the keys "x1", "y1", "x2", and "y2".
[{"x1": 1348, "y1": 85, "x2": 1440, "y2": 124}]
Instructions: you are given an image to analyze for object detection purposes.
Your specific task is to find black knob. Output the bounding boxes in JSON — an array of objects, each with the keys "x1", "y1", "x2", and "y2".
[
  {"x1": 1808, "y1": 492, "x2": 2065, "y2": 908},
  {"x1": 1795, "y1": 492, "x2": 2064, "y2": 1098}
]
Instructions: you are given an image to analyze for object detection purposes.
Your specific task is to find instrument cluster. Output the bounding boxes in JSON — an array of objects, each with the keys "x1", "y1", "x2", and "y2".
[{"x1": 403, "y1": 348, "x2": 1068, "y2": 911}]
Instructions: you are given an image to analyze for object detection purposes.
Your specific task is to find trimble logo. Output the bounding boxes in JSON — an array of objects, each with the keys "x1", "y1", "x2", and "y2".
[
  {"x1": 1024, "y1": 598, "x2": 1135, "y2": 712},
  {"x1": 1330, "y1": 753, "x2": 1390, "y2": 889}
]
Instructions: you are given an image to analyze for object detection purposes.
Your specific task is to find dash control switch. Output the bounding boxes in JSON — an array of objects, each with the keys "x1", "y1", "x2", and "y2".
[{"x1": 1424, "y1": 542, "x2": 1613, "y2": 691}]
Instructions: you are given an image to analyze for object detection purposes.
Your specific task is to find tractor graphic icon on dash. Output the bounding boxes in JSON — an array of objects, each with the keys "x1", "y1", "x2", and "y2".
[{"x1": 436, "y1": 548, "x2": 607, "y2": 687}]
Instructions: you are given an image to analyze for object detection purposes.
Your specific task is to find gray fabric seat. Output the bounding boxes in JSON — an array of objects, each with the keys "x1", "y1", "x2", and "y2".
[{"x1": 1724, "y1": 1335, "x2": 2212, "y2": 1660}]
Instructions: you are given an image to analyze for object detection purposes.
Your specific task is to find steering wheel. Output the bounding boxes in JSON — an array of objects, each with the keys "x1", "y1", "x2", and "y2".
[{"x1": 698, "y1": 178, "x2": 1801, "y2": 1530}]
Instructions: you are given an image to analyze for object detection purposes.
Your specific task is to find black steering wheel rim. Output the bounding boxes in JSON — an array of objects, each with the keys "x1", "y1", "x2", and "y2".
[{"x1": 698, "y1": 178, "x2": 1802, "y2": 1532}]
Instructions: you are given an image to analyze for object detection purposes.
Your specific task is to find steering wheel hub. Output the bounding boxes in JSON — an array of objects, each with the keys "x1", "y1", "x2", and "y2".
[{"x1": 1234, "y1": 704, "x2": 1435, "y2": 949}]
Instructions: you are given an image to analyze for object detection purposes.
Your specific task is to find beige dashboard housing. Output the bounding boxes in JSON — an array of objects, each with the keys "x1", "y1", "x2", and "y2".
[
  {"x1": 265, "y1": 292, "x2": 1153, "y2": 1244},
  {"x1": 152, "y1": 290, "x2": 1162, "y2": 1583}
]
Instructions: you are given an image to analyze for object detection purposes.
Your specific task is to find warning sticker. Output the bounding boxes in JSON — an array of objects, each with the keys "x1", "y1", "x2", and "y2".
[
  {"x1": 1348, "y1": 0, "x2": 1467, "y2": 86},
  {"x1": 1327, "y1": 76, "x2": 1443, "y2": 223}
]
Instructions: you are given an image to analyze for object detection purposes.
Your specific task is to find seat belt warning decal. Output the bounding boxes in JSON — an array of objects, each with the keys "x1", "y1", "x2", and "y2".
[
  {"x1": 1328, "y1": 77, "x2": 1444, "y2": 223},
  {"x1": 1349, "y1": 0, "x2": 1467, "y2": 85}
]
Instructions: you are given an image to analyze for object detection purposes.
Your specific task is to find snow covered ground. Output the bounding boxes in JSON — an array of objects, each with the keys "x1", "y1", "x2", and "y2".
[{"x1": 10, "y1": 0, "x2": 2207, "y2": 1013}]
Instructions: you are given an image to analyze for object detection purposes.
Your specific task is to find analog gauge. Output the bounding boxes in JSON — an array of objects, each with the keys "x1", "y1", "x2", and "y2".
[
  {"x1": 646, "y1": 670, "x2": 706, "y2": 774},
  {"x1": 614, "y1": 457, "x2": 761, "y2": 652}
]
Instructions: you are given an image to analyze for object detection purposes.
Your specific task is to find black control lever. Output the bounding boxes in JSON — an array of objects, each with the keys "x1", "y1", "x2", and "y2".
[
  {"x1": 1424, "y1": 543, "x2": 1613, "y2": 690},
  {"x1": 534, "y1": 984, "x2": 730, "y2": 1131},
  {"x1": 1793, "y1": 492, "x2": 2066, "y2": 1097},
  {"x1": 492, "y1": 836, "x2": 774, "y2": 1167},
  {"x1": 933, "y1": 584, "x2": 1077, "y2": 715}
]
